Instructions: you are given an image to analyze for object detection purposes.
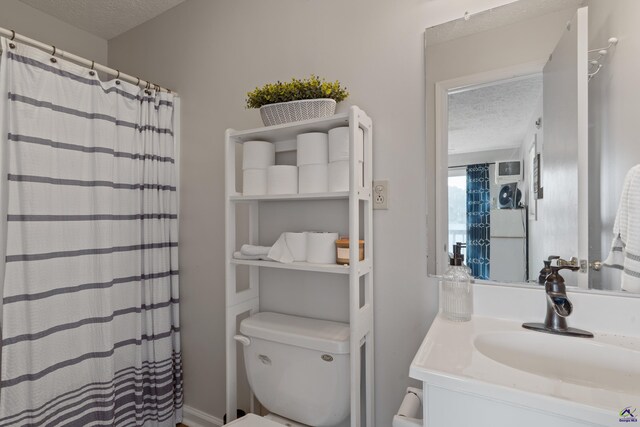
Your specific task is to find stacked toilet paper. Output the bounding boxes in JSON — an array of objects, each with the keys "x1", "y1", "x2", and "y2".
[
  {"x1": 268, "y1": 231, "x2": 339, "y2": 264},
  {"x1": 285, "y1": 232, "x2": 307, "y2": 261},
  {"x1": 306, "y1": 232, "x2": 339, "y2": 263},
  {"x1": 267, "y1": 165, "x2": 298, "y2": 195},
  {"x1": 241, "y1": 128, "x2": 364, "y2": 196},
  {"x1": 328, "y1": 127, "x2": 364, "y2": 192},
  {"x1": 242, "y1": 141, "x2": 275, "y2": 195},
  {"x1": 297, "y1": 132, "x2": 329, "y2": 194}
]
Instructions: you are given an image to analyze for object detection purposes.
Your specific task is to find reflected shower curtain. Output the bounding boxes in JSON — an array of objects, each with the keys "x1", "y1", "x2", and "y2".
[
  {"x1": 466, "y1": 164, "x2": 490, "y2": 280},
  {"x1": 0, "y1": 38, "x2": 182, "y2": 425}
]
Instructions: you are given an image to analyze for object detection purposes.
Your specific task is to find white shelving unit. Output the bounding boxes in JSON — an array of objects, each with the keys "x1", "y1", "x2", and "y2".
[{"x1": 225, "y1": 106, "x2": 374, "y2": 426}]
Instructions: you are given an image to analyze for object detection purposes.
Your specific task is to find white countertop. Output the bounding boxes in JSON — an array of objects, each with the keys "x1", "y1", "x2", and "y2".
[{"x1": 410, "y1": 309, "x2": 640, "y2": 426}]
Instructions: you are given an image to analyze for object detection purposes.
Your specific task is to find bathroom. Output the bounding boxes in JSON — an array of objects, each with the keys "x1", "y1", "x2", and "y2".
[{"x1": 0, "y1": 0, "x2": 638, "y2": 426}]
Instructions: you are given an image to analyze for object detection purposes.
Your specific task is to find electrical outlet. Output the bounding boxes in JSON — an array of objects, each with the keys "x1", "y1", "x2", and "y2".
[{"x1": 373, "y1": 180, "x2": 388, "y2": 209}]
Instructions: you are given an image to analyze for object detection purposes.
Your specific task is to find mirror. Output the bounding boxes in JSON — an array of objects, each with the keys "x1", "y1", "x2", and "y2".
[{"x1": 426, "y1": 0, "x2": 640, "y2": 294}]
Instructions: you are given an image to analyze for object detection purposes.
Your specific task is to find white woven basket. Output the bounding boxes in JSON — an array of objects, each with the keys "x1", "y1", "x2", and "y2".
[{"x1": 259, "y1": 99, "x2": 337, "y2": 126}]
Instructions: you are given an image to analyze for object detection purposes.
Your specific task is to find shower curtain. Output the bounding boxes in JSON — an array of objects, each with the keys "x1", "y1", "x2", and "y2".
[
  {"x1": 466, "y1": 164, "x2": 491, "y2": 280},
  {"x1": 0, "y1": 38, "x2": 182, "y2": 426}
]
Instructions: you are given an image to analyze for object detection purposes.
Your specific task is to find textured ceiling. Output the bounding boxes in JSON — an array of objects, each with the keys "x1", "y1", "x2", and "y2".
[
  {"x1": 426, "y1": 0, "x2": 583, "y2": 46},
  {"x1": 448, "y1": 74, "x2": 542, "y2": 154},
  {"x1": 19, "y1": 0, "x2": 186, "y2": 40}
]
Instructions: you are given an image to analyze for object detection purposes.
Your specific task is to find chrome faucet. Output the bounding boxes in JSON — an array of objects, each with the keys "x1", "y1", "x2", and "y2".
[{"x1": 523, "y1": 260, "x2": 593, "y2": 338}]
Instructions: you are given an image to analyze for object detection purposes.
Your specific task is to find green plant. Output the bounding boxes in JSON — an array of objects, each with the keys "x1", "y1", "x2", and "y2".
[{"x1": 246, "y1": 75, "x2": 349, "y2": 109}]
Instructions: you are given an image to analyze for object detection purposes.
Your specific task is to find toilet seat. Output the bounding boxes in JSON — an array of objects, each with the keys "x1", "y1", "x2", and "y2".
[{"x1": 226, "y1": 414, "x2": 283, "y2": 426}]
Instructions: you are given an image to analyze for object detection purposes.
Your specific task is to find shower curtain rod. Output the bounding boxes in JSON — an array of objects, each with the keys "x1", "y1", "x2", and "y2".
[{"x1": 0, "y1": 27, "x2": 175, "y2": 94}]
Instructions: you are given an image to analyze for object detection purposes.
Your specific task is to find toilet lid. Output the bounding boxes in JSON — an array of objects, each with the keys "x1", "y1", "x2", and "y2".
[{"x1": 226, "y1": 414, "x2": 283, "y2": 426}]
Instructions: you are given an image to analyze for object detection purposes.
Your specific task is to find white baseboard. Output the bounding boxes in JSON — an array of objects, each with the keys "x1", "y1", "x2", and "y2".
[{"x1": 182, "y1": 405, "x2": 224, "y2": 427}]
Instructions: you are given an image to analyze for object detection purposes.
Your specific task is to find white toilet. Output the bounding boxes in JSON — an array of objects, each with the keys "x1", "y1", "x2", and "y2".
[{"x1": 232, "y1": 312, "x2": 351, "y2": 426}]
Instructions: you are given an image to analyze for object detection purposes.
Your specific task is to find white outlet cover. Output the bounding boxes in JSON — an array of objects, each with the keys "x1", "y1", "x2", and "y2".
[{"x1": 373, "y1": 180, "x2": 388, "y2": 209}]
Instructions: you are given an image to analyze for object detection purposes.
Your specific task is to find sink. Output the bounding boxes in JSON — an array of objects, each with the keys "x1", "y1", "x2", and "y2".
[
  {"x1": 410, "y1": 314, "x2": 640, "y2": 425},
  {"x1": 474, "y1": 331, "x2": 640, "y2": 395},
  {"x1": 409, "y1": 282, "x2": 640, "y2": 426}
]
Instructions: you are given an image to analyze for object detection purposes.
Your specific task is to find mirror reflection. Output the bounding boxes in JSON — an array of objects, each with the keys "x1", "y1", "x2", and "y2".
[{"x1": 427, "y1": 0, "x2": 640, "y2": 293}]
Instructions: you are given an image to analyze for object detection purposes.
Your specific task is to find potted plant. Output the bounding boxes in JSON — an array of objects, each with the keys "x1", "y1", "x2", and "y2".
[{"x1": 246, "y1": 75, "x2": 349, "y2": 126}]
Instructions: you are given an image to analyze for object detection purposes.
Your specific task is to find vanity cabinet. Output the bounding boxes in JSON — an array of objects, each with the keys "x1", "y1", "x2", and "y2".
[
  {"x1": 422, "y1": 387, "x2": 602, "y2": 427},
  {"x1": 224, "y1": 106, "x2": 374, "y2": 426}
]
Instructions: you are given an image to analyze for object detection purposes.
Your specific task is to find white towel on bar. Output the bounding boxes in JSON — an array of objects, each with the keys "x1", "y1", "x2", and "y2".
[
  {"x1": 604, "y1": 164, "x2": 640, "y2": 293},
  {"x1": 233, "y1": 251, "x2": 269, "y2": 261},
  {"x1": 240, "y1": 244, "x2": 271, "y2": 256}
]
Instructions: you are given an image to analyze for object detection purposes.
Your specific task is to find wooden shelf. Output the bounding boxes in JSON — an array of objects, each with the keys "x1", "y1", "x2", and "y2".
[
  {"x1": 225, "y1": 106, "x2": 374, "y2": 426},
  {"x1": 230, "y1": 191, "x2": 349, "y2": 202},
  {"x1": 231, "y1": 258, "x2": 372, "y2": 276},
  {"x1": 228, "y1": 112, "x2": 358, "y2": 143},
  {"x1": 231, "y1": 259, "x2": 348, "y2": 274}
]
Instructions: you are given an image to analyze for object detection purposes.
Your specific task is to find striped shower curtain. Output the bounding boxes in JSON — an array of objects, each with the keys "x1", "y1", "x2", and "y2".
[{"x1": 0, "y1": 38, "x2": 182, "y2": 425}]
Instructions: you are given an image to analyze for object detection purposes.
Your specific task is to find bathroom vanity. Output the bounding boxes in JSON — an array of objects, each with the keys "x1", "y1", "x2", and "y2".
[{"x1": 409, "y1": 281, "x2": 640, "y2": 427}]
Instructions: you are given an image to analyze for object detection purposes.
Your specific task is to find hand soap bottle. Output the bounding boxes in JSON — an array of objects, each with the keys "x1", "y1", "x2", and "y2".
[{"x1": 439, "y1": 243, "x2": 473, "y2": 322}]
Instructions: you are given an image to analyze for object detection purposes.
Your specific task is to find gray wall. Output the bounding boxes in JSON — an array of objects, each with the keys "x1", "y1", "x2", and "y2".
[
  {"x1": 586, "y1": 0, "x2": 640, "y2": 291},
  {"x1": 0, "y1": 0, "x2": 107, "y2": 64},
  {"x1": 108, "y1": 0, "x2": 518, "y2": 423}
]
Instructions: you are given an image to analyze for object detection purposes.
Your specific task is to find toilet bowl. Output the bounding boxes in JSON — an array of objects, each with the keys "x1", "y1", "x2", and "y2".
[{"x1": 234, "y1": 312, "x2": 351, "y2": 426}]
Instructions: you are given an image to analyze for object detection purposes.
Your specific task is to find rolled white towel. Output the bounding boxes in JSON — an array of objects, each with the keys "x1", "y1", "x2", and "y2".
[
  {"x1": 240, "y1": 244, "x2": 271, "y2": 256},
  {"x1": 233, "y1": 251, "x2": 269, "y2": 261}
]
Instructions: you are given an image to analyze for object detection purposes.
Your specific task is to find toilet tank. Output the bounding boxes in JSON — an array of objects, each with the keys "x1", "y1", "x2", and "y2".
[{"x1": 239, "y1": 312, "x2": 350, "y2": 426}]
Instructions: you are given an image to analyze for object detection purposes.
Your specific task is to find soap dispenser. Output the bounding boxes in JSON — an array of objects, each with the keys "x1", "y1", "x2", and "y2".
[{"x1": 439, "y1": 243, "x2": 473, "y2": 322}]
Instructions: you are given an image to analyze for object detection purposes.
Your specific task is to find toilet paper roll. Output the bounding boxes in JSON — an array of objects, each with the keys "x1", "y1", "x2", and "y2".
[
  {"x1": 243, "y1": 140, "x2": 275, "y2": 170},
  {"x1": 329, "y1": 127, "x2": 364, "y2": 163},
  {"x1": 242, "y1": 169, "x2": 268, "y2": 195},
  {"x1": 297, "y1": 132, "x2": 328, "y2": 166},
  {"x1": 306, "y1": 232, "x2": 339, "y2": 264},
  {"x1": 328, "y1": 160, "x2": 363, "y2": 192},
  {"x1": 397, "y1": 391, "x2": 422, "y2": 418},
  {"x1": 267, "y1": 165, "x2": 298, "y2": 195},
  {"x1": 299, "y1": 164, "x2": 329, "y2": 194},
  {"x1": 285, "y1": 232, "x2": 308, "y2": 262}
]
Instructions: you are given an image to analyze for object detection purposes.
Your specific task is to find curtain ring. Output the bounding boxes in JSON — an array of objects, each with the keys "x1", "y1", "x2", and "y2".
[
  {"x1": 116, "y1": 70, "x2": 120, "y2": 79},
  {"x1": 90, "y1": 61, "x2": 95, "y2": 70},
  {"x1": 10, "y1": 30, "x2": 16, "y2": 41},
  {"x1": 145, "y1": 81, "x2": 151, "y2": 90},
  {"x1": 136, "y1": 77, "x2": 141, "y2": 86},
  {"x1": 51, "y1": 45, "x2": 56, "y2": 56}
]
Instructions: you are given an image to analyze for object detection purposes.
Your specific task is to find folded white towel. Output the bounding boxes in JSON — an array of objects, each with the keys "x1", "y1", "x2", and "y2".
[
  {"x1": 604, "y1": 164, "x2": 640, "y2": 293},
  {"x1": 233, "y1": 251, "x2": 269, "y2": 261},
  {"x1": 240, "y1": 244, "x2": 271, "y2": 256}
]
